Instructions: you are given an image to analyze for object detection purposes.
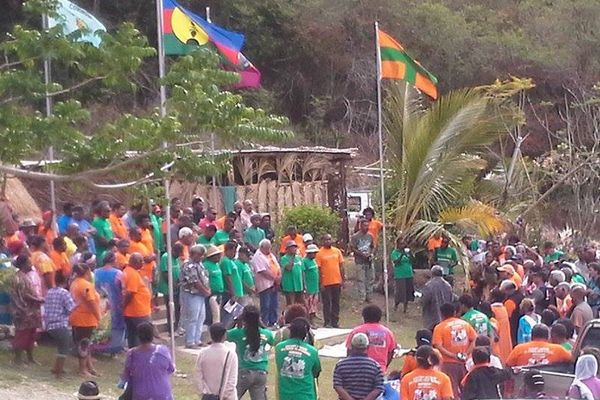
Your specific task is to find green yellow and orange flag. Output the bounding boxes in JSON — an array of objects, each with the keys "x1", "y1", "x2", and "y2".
[{"x1": 377, "y1": 28, "x2": 438, "y2": 100}]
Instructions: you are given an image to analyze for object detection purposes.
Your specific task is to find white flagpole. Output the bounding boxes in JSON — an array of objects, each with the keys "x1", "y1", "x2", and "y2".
[
  {"x1": 42, "y1": 14, "x2": 57, "y2": 226},
  {"x1": 206, "y1": 6, "x2": 218, "y2": 206},
  {"x1": 156, "y1": 0, "x2": 176, "y2": 362},
  {"x1": 375, "y1": 22, "x2": 390, "y2": 324}
]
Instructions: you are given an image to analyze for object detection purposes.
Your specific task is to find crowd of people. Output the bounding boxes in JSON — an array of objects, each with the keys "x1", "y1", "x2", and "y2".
[{"x1": 1, "y1": 194, "x2": 599, "y2": 400}]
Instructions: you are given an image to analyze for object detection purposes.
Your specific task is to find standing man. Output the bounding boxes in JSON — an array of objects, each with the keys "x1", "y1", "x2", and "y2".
[
  {"x1": 159, "y1": 242, "x2": 184, "y2": 337},
  {"x1": 570, "y1": 283, "x2": 593, "y2": 334},
  {"x1": 432, "y1": 303, "x2": 477, "y2": 398},
  {"x1": 432, "y1": 235, "x2": 459, "y2": 278},
  {"x1": 128, "y1": 227, "x2": 157, "y2": 286},
  {"x1": 180, "y1": 245, "x2": 211, "y2": 348},
  {"x1": 91, "y1": 200, "x2": 115, "y2": 263},
  {"x1": 334, "y1": 333, "x2": 384, "y2": 400},
  {"x1": 199, "y1": 207, "x2": 218, "y2": 233},
  {"x1": 250, "y1": 239, "x2": 281, "y2": 327},
  {"x1": 279, "y1": 225, "x2": 306, "y2": 256},
  {"x1": 220, "y1": 241, "x2": 244, "y2": 326},
  {"x1": 459, "y1": 293, "x2": 493, "y2": 338},
  {"x1": 420, "y1": 265, "x2": 455, "y2": 330},
  {"x1": 122, "y1": 253, "x2": 152, "y2": 348},
  {"x1": 191, "y1": 196, "x2": 205, "y2": 225},
  {"x1": 70, "y1": 205, "x2": 96, "y2": 256},
  {"x1": 350, "y1": 219, "x2": 375, "y2": 303},
  {"x1": 243, "y1": 214, "x2": 265, "y2": 253},
  {"x1": 275, "y1": 318, "x2": 321, "y2": 400},
  {"x1": 239, "y1": 199, "x2": 256, "y2": 232},
  {"x1": 315, "y1": 234, "x2": 344, "y2": 328},
  {"x1": 109, "y1": 202, "x2": 128, "y2": 240},
  {"x1": 344, "y1": 305, "x2": 397, "y2": 373}
]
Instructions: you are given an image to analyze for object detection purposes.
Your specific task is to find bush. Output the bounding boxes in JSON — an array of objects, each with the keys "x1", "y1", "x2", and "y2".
[{"x1": 280, "y1": 205, "x2": 341, "y2": 243}]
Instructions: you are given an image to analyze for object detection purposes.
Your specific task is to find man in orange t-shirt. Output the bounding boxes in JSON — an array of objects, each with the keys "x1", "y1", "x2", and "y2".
[
  {"x1": 115, "y1": 239, "x2": 130, "y2": 270},
  {"x1": 49, "y1": 237, "x2": 71, "y2": 281},
  {"x1": 128, "y1": 228, "x2": 156, "y2": 284},
  {"x1": 279, "y1": 225, "x2": 306, "y2": 256},
  {"x1": 506, "y1": 324, "x2": 572, "y2": 367},
  {"x1": 497, "y1": 264, "x2": 522, "y2": 289},
  {"x1": 138, "y1": 214, "x2": 156, "y2": 254},
  {"x1": 315, "y1": 234, "x2": 345, "y2": 328},
  {"x1": 109, "y1": 202, "x2": 128, "y2": 240},
  {"x1": 122, "y1": 253, "x2": 152, "y2": 348},
  {"x1": 432, "y1": 303, "x2": 477, "y2": 398}
]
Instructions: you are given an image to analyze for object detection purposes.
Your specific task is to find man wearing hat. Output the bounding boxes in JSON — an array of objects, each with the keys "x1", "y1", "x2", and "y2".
[
  {"x1": 333, "y1": 333, "x2": 384, "y2": 400},
  {"x1": 18, "y1": 217, "x2": 38, "y2": 241},
  {"x1": 74, "y1": 380, "x2": 102, "y2": 400},
  {"x1": 180, "y1": 245, "x2": 211, "y2": 348},
  {"x1": 281, "y1": 240, "x2": 305, "y2": 306},
  {"x1": 497, "y1": 263, "x2": 522, "y2": 289}
]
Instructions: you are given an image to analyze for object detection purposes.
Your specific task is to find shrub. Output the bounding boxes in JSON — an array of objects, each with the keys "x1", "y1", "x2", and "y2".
[{"x1": 280, "y1": 205, "x2": 341, "y2": 243}]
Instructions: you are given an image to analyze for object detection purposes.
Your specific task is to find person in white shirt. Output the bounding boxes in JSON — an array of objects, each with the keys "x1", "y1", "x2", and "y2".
[
  {"x1": 239, "y1": 200, "x2": 256, "y2": 232},
  {"x1": 465, "y1": 335, "x2": 503, "y2": 371},
  {"x1": 195, "y1": 323, "x2": 238, "y2": 400}
]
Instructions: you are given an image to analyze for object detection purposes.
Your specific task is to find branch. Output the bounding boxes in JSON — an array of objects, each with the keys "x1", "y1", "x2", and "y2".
[{"x1": 1, "y1": 76, "x2": 107, "y2": 105}]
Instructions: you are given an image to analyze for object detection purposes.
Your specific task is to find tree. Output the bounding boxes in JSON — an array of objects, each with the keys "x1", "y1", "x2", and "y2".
[
  {"x1": 384, "y1": 83, "x2": 520, "y2": 243},
  {"x1": 0, "y1": 0, "x2": 291, "y2": 195}
]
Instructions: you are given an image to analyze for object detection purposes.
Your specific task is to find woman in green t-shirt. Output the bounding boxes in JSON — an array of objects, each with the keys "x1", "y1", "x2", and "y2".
[
  {"x1": 390, "y1": 237, "x2": 415, "y2": 314},
  {"x1": 227, "y1": 305, "x2": 274, "y2": 400},
  {"x1": 280, "y1": 240, "x2": 305, "y2": 306},
  {"x1": 303, "y1": 244, "x2": 320, "y2": 324}
]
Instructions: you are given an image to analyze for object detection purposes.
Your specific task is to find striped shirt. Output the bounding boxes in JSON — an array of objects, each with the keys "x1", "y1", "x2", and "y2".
[{"x1": 333, "y1": 353, "x2": 384, "y2": 399}]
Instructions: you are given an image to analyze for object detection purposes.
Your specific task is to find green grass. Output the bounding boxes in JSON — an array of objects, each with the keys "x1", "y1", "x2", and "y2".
[{"x1": 0, "y1": 260, "x2": 432, "y2": 399}]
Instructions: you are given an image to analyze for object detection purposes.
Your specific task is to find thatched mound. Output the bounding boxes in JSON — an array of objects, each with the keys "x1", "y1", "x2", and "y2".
[{"x1": 5, "y1": 177, "x2": 41, "y2": 221}]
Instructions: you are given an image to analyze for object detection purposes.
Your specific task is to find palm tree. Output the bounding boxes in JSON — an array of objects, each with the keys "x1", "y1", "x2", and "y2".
[{"x1": 385, "y1": 85, "x2": 518, "y2": 243}]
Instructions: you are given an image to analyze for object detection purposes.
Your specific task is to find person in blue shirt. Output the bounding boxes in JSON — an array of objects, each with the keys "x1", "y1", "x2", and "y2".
[
  {"x1": 94, "y1": 251, "x2": 125, "y2": 353},
  {"x1": 69, "y1": 205, "x2": 96, "y2": 255},
  {"x1": 57, "y1": 202, "x2": 74, "y2": 235}
]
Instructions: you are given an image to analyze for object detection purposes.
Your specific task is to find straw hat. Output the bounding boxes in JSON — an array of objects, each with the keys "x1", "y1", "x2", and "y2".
[
  {"x1": 285, "y1": 240, "x2": 298, "y2": 249},
  {"x1": 305, "y1": 244, "x2": 319, "y2": 253},
  {"x1": 206, "y1": 244, "x2": 223, "y2": 258},
  {"x1": 73, "y1": 381, "x2": 102, "y2": 400}
]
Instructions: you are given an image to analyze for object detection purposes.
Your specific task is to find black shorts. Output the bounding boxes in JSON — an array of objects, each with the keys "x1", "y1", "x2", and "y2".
[{"x1": 48, "y1": 327, "x2": 72, "y2": 356}]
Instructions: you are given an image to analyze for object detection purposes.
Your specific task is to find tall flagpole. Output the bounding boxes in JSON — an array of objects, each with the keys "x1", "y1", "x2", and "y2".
[
  {"x1": 156, "y1": 0, "x2": 177, "y2": 362},
  {"x1": 206, "y1": 6, "x2": 218, "y2": 206},
  {"x1": 42, "y1": 14, "x2": 57, "y2": 225},
  {"x1": 375, "y1": 22, "x2": 390, "y2": 324}
]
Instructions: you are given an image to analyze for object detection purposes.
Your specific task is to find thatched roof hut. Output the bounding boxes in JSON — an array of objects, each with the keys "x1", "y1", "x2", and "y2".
[{"x1": 5, "y1": 177, "x2": 41, "y2": 221}]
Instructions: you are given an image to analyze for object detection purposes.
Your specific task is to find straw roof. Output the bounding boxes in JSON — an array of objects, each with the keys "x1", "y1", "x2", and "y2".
[{"x1": 5, "y1": 177, "x2": 41, "y2": 221}]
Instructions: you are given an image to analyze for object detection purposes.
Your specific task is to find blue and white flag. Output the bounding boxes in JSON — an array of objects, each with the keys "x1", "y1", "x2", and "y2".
[{"x1": 48, "y1": 0, "x2": 106, "y2": 47}]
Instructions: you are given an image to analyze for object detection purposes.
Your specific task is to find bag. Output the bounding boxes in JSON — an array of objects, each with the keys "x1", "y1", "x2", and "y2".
[
  {"x1": 201, "y1": 351, "x2": 230, "y2": 400},
  {"x1": 118, "y1": 383, "x2": 132, "y2": 400}
]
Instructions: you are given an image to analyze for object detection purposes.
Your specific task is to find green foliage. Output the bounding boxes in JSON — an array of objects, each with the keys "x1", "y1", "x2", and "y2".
[
  {"x1": 280, "y1": 205, "x2": 341, "y2": 242},
  {"x1": 0, "y1": 2, "x2": 292, "y2": 195}
]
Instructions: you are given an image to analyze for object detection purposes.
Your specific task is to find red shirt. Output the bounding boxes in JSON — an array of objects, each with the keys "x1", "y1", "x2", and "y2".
[{"x1": 345, "y1": 323, "x2": 397, "y2": 373}]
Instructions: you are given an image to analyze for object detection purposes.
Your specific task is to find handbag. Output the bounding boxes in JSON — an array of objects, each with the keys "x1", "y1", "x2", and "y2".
[{"x1": 201, "y1": 351, "x2": 230, "y2": 400}]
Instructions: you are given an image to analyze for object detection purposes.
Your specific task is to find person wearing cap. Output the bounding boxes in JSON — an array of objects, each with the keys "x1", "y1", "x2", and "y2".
[
  {"x1": 432, "y1": 302, "x2": 477, "y2": 397},
  {"x1": 303, "y1": 244, "x2": 320, "y2": 324},
  {"x1": 19, "y1": 217, "x2": 38, "y2": 240},
  {"x1": 334, "y1": 332, "x2": 384, "y2": 400},
  {"x1": 521, "y1": 369, "x2": 549, "y2": 398},
  {"x1": 279, "y1": 225, "x2": 306, "y2": 256},
  {"x1": 302, "y1": 233, "x2": 314, "y2": 247},
  {"x1": 251, "y1": 239, "x2": 281, "y2": 327},
  {"x1": 497, "y1": 263, "x2": 522, "y2": 289},
  {"x1": 203, "y1": 244, "x2": 225, "y2": 326},
  {"x1": 122, "y1": 253, "x2": 152, "y2": 349},
  {"x1": 243, "y1": 214, "x2": 266, "y2": 253},
  {"x1": 275, "y1": 318, "x2": 321, "y2": 400},
  {"x1": 420, "y1": 265, "x2": 454, "y2": 330},
  {"x1": 93, "y1": 251, "x2": 125, "y2": 354},
  {"x1": 315, "y1": 233, "x2": 345, "y2": 328},
  {"x1": 570, "y1": 283, "x2": 593, "y2": 334},
  {"x1": 281, "y1": 239, "x2": 305, "y2": 306},
  {"x1": 506, "y1": 324, "x2": 572, "y2": 367},
  {"x1": 180, "y1": 244, "x2": 211, "y2": 348},
  {"x1": 391, "y1": 237, "x2": 415, "y2": 314},
  {"x1": 74, "y1": 380, "x2": 102, "y2": 400},
  {"x1": 400, "y1": 345, "x2": 453, "y2": 400},
  {"x1": 350, "y1": 218, "x2": 375, "y2": 303}
]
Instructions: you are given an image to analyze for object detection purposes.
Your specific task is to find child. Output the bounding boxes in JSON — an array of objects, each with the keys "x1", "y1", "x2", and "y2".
[
  {"x1": 461, "y1": 347, "x2": 512, "y2": 400},
  {"x1": 43, "y1": 272, "x2": 75, "y2": 377}
]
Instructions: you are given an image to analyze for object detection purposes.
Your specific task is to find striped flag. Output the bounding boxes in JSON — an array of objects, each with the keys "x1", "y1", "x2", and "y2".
[{"x1": 377, "y1": 29, "x2": 438, "y2": 99}]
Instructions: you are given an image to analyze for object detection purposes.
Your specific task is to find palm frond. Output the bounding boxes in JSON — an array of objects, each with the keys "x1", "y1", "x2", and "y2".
[{"x1": 438, "y1": 201, "x2": 509, "y2": 237}]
